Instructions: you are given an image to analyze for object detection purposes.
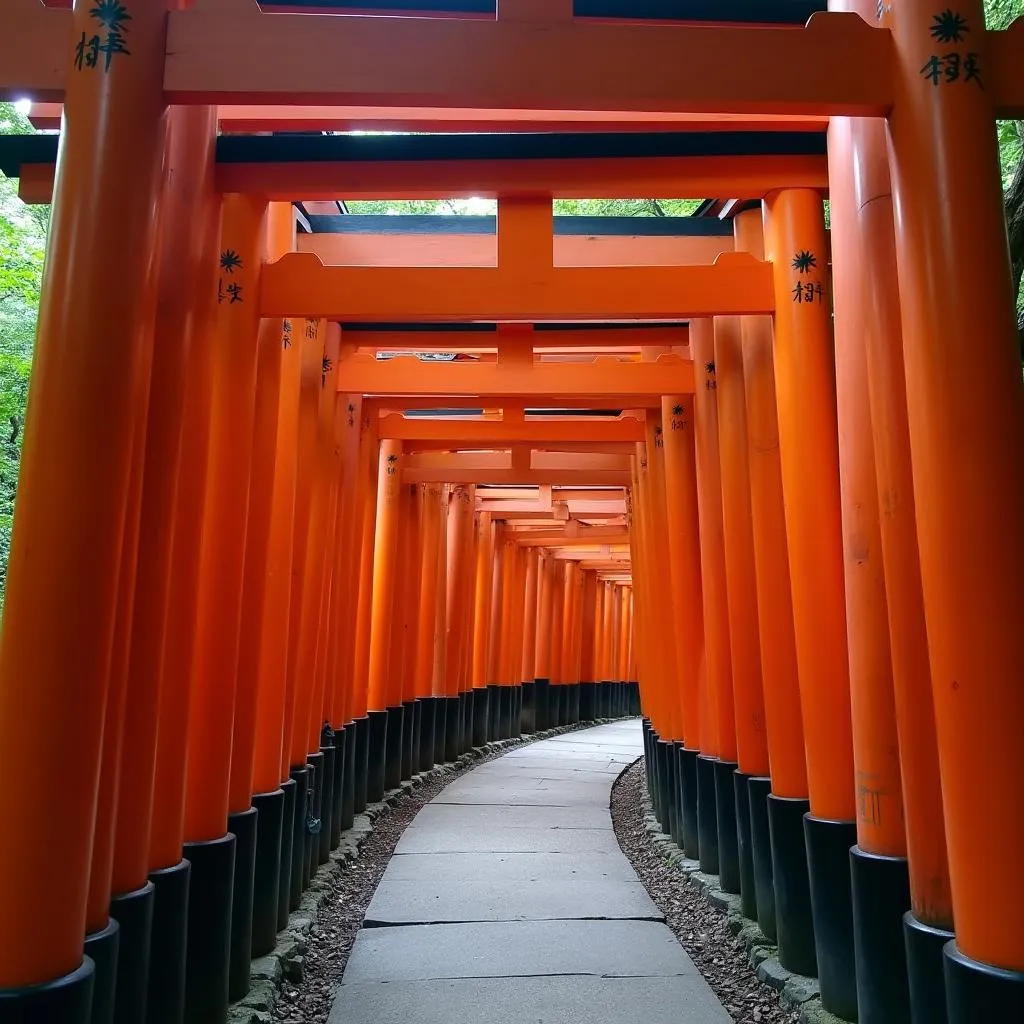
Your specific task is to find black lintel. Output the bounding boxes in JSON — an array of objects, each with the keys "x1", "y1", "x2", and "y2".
[
  {"x1": 306, "y1": 214, "x2": 734, "y2": 236},
  {"x1": 0, "y1": 131, "x2": 826, "y2": 180},
  {"x1": 264, "y1": 0, "x2": 824, "y2": 26}
]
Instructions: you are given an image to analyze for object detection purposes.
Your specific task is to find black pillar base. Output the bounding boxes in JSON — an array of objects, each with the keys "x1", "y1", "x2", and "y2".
[
  {"x1": 565, "y1": 684, "x2": 581, "y2": 724},
  {"x1": 472, "y1": 688, "x2": 489, "y2": 747},
  {"x1": 805, "y1": 815, "x2": 858, "y2": 1020},
  {"x1": 534, "y1": 678, "x2": 550, "y2": 731},
  {"x1": 0, "y1": 957, "x2": 95, "y2": 1024},
  {"x1": 714, "y1": 760, "x2": 741, "y2": 895},
  {"x1": 904, "y1": 913, "x2": 952, "y2": 1024},
  {"x1": 486, "y1": 684, "x2": 501, "y2": 741},
  {"x1": 944, "y1": 942, "x2": 1024, "y2": 1024},
  {"x1": 352, "y1": 715, "x2": 370, "y2": 814},
  {"x1": 251, "y1": 789, "x2": 284, "y2": 958},
  {"x1": 276, "y1": 778, "x2": 296, "y2": 931},
  {"x1": 183, "y1": 832, "x2": 236, "y2": 1024},
  {"x1": 304, "y1": 751, "x2": 324, "y2": 885},
  {"x1": 521, "y1": 681, "x2": 537, "y2": 733},
  {"x1": 330, "y1": 729, "x2": 346, "y2": 848},
  {"x1": 443, "y1": 695, "x2": 461, "y2": 762},
  {"x1": 110, "y1": 880, "x2": 155, "y2": 1024},
  {"x1": 340, "y1": 723, "x2": 357, "y2": 831},
  {"x1": 148, "y1": 859, "x2": 190, "y2": 1024},
  {"x1": 84, "y1": 918, "x2": 118, "y2": 1024},
  {"x1": 318, "y1": 743, "x2": 336, "y2": 864},
  {"x1": 747, "y1": 776, "x2": 776, "y2": 941},
  {"x1": 646, "y1": 728, "x2": 661, "y2": 821},
  {"x1": 579, "y1": 682, "x2": 594, "y2": 722},
  {"x1": 653, "y1": 739, "x2": 668, "y2": 829},
  {"x1": 226, "y1": 807, "x2": 257, "y2": 1002},
  {"x1": 851, "y1": 846, "x2": 911, "y2": 1024},
  {"x1": 287, "y1": 766, "x2": 310, "y2": 909},
  {"x1": 734, "y1": 771, "x2": 757, "y2": 920},
  {"x1": 429, "y1": 697, "x2": 445, "y2": 766},
  {"x1": 401, "y1": 699, "x2": 417, "y2": 782},
  {"x1": 385, "y1": 704, "x2": 403, "y2": 790},
  {"x1": 696, "y1": 754, "x2": 720, "y2": 875},
  {"x1": 555, "y1": 685, "x2": 567, "y2": 726},
  {"x1": 418, "y1": 698, "x2": 435, "y2": 773},
  {"x1": 459, "y1": 690, "x2": 473, "y2": 752},
  {"x1": 500, "y1": 686, "x2": 514, "y2": 739},
  {"x1": 366, "y1": 710, "x2": 388, "y2": 804},
  {"x1": 668, "y1": 742, "x2": 684, "y2": 847},
  {"x1": 678, "y1": 746, "x2": 700, "y2": 859},
  {"x1": 767, "y1": 793, "x2": 817, "y2": 977}
]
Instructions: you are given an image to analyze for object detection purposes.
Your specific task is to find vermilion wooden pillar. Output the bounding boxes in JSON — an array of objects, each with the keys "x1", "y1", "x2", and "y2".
[
  {"x1": 691, "y1": 318, "x2": 736, "y2": 877},
  {"x1": 733, "y1": 207, "x2": 811, "y2": 960},
  {"x1": 886, "y1": 2, "x2": 1024, "y2": 1013},
  {"x1": 180, "y1": 194, "x2": 267, "y2": 1024},
  {"x1": 714, "y1": 311, "x2": 769, "y2": 905},
  {"x1": 366, "y1": 438, "x2": 403, "y2": 800},
  {"x1": 764, "y1": 188, "x2": 857, "y2": 1016},
  {"x1": 520, "y1": 549, "x2": 540, "y2": 731},
  {"x1": 843, "y1": 92, "x2": 953, "y2": 1023},
  {"x1": 830, "y1": 111, "x2": 919, "y2": 1024},
  {"x1": 0, "y1": 2, "x2": 168, "y2": 1015},
  {"x1": 534, "y1": 551, "x2": 554, "y2": 730},
  {"x1": 224, "y1": 202, "x2": 296, "y2": 986},
  {"x1": 445, "y1": 485, "x2": 476, "y2": 755},
  {"x1": 279, "y1": 319, "x2": 325, "y2": 904}
]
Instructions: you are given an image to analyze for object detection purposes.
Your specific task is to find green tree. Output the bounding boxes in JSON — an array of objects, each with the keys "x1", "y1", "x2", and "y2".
[{"x1": 0, "y1": 102, "x2": 46, "y2": 612}]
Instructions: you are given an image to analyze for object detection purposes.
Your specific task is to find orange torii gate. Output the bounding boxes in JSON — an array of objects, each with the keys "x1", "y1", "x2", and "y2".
[{"x1": 0, "y1": 3, "x2": 1021, "y2": 1024}]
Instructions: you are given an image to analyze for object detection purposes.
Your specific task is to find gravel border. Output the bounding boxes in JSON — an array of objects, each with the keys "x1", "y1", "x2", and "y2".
[
  {"x1": 611, "y1": 758, "x2": 850, "y2": 1024},
  {"x1": 228, "y1": 719, "x2": 626, "y2": 1024}
]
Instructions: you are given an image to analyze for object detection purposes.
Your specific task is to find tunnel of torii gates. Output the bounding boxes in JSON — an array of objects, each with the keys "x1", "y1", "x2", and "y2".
[{"x1": 0, "y1": 1, "x2": 1023, "y2": 1023}]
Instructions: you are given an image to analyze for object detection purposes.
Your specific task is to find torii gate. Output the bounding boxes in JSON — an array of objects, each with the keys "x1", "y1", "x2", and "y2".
[{"x1": 0, "y1": 3, "x2": 1022, "y2": 1024}]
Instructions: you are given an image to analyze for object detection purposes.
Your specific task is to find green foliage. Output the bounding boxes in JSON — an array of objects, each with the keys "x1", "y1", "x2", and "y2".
[{"x1": 0, "y1": 102, "x2": 46, "y2": 613}]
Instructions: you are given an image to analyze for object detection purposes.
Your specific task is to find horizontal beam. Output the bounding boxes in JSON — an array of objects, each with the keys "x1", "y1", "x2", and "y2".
[
  {"x1": 478, "y1": 500, "x2": 627, "y2": 514},
  {"x1": 513, "y1": 529, "x2": 630, "y2": 546},
  {"x1": 403, "y1": 467, "x2": 633, "y2": 486},
  {"x1": 337, "y1": 354, "x2": 693, "y2": 402},
  {"x1": 300, "y1": 232, "x2": 730, "y2": 269},
  {"x1": 347, "y1": 327, "x2": 689, "y2": 351},
  {"x1": 378, "y1": 413, "x2": 646, "y2": 443},
  {"x1": 5, "y1": 11, "x2": 1022, "y2": 120},
  {"x1": 261, "y1": 253, "x2": 773, "y2": 321},
  {"x1": 221, "y1": 154, "x2": 827, "y2": 200},
  {"x1": 162, "y1": 11, "x2": 894, "y2": 114}
]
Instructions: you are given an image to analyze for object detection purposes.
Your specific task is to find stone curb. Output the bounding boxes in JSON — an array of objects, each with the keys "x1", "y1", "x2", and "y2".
[
  {"x1": 228, "y1": 717, "x2": 629, "y2": 1024},
  {"x1": 639, "y1": 794, "x2": 848, "y2": 1024}
]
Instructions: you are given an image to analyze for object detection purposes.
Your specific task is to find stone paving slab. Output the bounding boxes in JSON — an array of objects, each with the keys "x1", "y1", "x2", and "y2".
[
  {"x1": 394, "y1": 823, "x2": 623, "y2": 855},
  {"x1": 329, "y1": 974, "x2": 732, "y2": 1024},
  {"x1": 364, "y1": 877, "x2": 661, "y2": 924},
  {"x1": 408, "y1": 801, "x2": 613, "y2": 830},
  {"x1": 343, "y1": 919, "x2": 693, "y2": 982},
  {"x1": 433, "y1": 778, "x2": 617, "y2": 806},
  {"x1": 383, "y1": 850, "x2": 638, "y2": 882}
]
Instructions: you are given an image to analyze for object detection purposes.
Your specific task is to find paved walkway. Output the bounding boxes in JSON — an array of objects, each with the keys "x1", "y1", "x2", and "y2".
[{"x1": 329, "y1": 720, "x2": 731, "y2": 1024}]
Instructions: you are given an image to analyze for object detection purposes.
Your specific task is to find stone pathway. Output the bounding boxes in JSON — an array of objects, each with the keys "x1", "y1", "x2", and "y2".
[{"x1": 328, "y1": 721, "x2": 732, "y2": 1024}]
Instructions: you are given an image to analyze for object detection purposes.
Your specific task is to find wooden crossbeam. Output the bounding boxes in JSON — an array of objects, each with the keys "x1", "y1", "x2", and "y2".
[
  {"x1": 261, "y1": 253, "x2": 772, "y2": 321},
  {"x1": 4, "y1": 10, "x2": 1023, "y2": 118},
  {"x1": 347, "y1": 327, "x2": 689, "y2": 352},
  {"x1": 379, "y1": 413, "x2": 645, "y2": 444},
  {"x1": 337, "y1": 353, "x2": 693, "y2": 403}
]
